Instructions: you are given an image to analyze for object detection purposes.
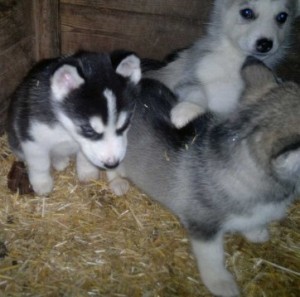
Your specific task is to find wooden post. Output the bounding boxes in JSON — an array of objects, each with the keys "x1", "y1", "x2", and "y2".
[{"x1": 33, "y1": 0, "x2": 60, "y2": 60}]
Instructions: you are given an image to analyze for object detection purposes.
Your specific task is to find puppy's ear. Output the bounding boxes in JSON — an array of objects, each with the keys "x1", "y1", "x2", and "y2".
[
  {"x1": 272, "y1": 142, "x2": 300, "y2": 181},
  {"x1": 51, "y1": 64, "x2": 84, "y2": 101},
  {"x1": 111, "y1": 50, "x2": 141, "y2": 84},
  {"x1": 241, "y1": 57, "x2": 277, "y2": 90}
]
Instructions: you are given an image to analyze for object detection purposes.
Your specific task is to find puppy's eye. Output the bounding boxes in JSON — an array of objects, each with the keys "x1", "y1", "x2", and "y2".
[
  {"x1": 276, "y1": 12, "x2": 288, "y2": 24},
  {"x1": 240, "y1": 8, "x2": 256, "y2": 20},
  {"x1": 81, "y1": 125, "x2": 103, "y2": 140},
  {"x1": 116, "y1": 118, "x2": 131, "y2": 136}
]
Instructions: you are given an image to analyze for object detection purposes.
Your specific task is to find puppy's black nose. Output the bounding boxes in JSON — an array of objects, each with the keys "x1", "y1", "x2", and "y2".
[
  {"x1": 104, "y1": 161, "x2": 120, "y2": 169},
  {"x1": 256, "y1": 38, "x2": 273, "y2": 53}
]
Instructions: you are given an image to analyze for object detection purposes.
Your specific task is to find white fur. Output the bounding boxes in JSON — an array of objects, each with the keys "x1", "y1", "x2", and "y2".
[
  {"x1": 191, "y1": 236, "x2": 239, "y2": 296},
  {"x1": 116, "y1": 111, "x2": 129, "y2": 130},
  {"x1": 22, "y1": 122, "x2": 76, "y2": 195},
  {"x1": 116, "y1": 54, "x2": 141, "y2": 84},
  {"x1": 170, "y1": 102, "x2": 205, "y2": 129},
  {"x1": 76, "y1": 151, "x2": 100, "y2": 182},
  {"x1": 90, "y1": 116, "x2": 104, "y2": 134},
  {"x1": 146, "y1": 0, "x2": 299, "y2": 128},
  {"x1": 107, "y1": 164, "x2": 130, "y2": 196}
]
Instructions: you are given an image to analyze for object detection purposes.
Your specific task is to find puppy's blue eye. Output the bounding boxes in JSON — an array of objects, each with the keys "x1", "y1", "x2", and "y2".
[
  {"x1": 276, "y1": 12, "x2": 288, "y2": 24},
  {"x1": 81, "y1": 125, "x2": 103, "y2": 140},
  {"x1": 240, "y1": 8, "x2": 255, "y2": 20}
]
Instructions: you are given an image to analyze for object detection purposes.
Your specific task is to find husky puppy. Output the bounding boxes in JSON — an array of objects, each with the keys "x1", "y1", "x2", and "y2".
[
  {"x1": 110, "y1": 61, "x2": 300, "y2": 296},
  {"x1": 6, "y1": 51, "x2": 141, "y2": 196},
  {"x1": 145, "y1": 0, "x2": 300, "y2": 128}
]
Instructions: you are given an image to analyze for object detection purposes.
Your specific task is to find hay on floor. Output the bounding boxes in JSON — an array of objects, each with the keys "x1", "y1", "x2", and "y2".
[{"x1": 0, "y1": 134, "x2": 299, "y2": 297}]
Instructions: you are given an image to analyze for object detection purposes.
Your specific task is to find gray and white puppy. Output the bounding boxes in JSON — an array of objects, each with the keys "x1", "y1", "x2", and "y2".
[
  {"x1": 111, "y1": 61, "x2": 300, "y2": 296},
  {"x1": 145, "y1": 0, "x2": 300, "y2": 128}
]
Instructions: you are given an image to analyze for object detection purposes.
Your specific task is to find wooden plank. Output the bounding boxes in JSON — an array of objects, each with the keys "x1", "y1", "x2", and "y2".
[
  {"x1": 0, "y1": 0, "x2": 33, "y2": 52},
  {"x1": 60, "y1": 0, "x2": 212, "y2": 19},
  {"x1": 0, "y1": 0, "x2": 36, "y2": 135},
  {"x1": 0, "y1": 38, "x2": 35, "y2": 135},
  {"x1": 60, "y1": 1, "x2": 211, "y2": 59},
  {"x1": 32, "y1": 0, "x2": 60, "y2": 60}
]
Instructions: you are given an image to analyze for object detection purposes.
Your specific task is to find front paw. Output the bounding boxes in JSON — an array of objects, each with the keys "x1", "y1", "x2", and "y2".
[
  {"x1": 52, "y1": 156, "x2": 70, "y2": 171},
  {"x1": 203, "y1": 270, "x2": 239, "y2": 297},
  {"x1": 77, "y1": 167, "x2": 100, "y2": 183},
  {"x1": 109, "y1": 177, "x2": 129, "y2": 196},
  {"x1": 171, "y1": 102, "x2": 205, "y2": 129},
  {"x1": 243, "y1": 227, "x2": 269, "y2": 243},
  {"x1": 30, "y1": 174, "x2": 53, "y2": 196}
]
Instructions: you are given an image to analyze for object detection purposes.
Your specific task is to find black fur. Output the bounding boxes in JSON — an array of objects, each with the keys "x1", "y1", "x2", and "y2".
[{"x1": 6, "y1": 50, "x2": 138, "y2": 150}]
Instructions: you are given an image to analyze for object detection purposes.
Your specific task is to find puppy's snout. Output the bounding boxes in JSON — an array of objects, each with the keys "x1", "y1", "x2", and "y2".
[
  {"x1": 104, "y1": 160, "x2": 120, "y2": 169},
  {"x1": 256, "y1": 38, "x2": 273, "y2": 53}
]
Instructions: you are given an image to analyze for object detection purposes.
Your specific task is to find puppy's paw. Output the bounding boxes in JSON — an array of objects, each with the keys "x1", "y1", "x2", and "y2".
[
  {"x1": 243, "y1": 227, "x2": 269, "y2": 243},
  {"x1": 77, "y1": 167, "x2": 100, "y2": 183},
  {"x1": 31, "y1": 175, "x2": 53, "y2": 196},
  {"x1": 203, "y1": 271, "x2": 239, "y2": 297},
  {"x1": 52, "y1": 156, "x2": 70, "y2": 171},
  {"x1": 109, "y1": 177, "x2": 129, "y2": 196},
  {"x1": 171, "y1": 102, "x2": 205, "y2": 129}
]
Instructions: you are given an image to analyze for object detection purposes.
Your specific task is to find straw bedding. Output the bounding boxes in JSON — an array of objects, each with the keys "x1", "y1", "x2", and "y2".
[{"x1": 0, "y1": 134, "x2": 299, "y2": 297}]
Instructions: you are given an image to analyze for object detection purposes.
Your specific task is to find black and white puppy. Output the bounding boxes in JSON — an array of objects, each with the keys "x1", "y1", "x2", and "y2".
[{"x1": 6, "y1": 51, "x2": 141, "y2": 196}]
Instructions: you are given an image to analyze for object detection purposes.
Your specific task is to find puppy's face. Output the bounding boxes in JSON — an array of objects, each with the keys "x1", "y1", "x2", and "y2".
[
  {"x1": 58, "y1": 85, "x2": 134, "y2": 170},
  {"x1": 50, "y1": 53, "x2": 141, "y2": 170},
  {"x1": 222, "y1": 0, "x2": 297, "y2": 59}
]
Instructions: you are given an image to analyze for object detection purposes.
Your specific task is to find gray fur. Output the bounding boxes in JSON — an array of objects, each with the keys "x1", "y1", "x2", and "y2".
[{"x1": 113, "y1": 62, "x2": 300, "y2": 296}]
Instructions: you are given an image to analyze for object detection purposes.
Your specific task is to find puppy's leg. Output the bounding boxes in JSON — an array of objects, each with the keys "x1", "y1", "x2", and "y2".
[
  {"x1": 107, "y1": 164, "x2": 129, "y2": 196},
  {"x1": 171, "y1": 102, "x2": 205, "y2": 129},
  {"x1": 23, "y1": 143, "x2": 53, "y2": 196},
  {"x1": 243, "y1": 227, "x2": 269, "y2": 243},
  {"x1": 171, "y1": 84, "x2": 207, "y2": 128},
  {"x1": 76, "y1": 151, "x2": 99, "y2": 182},
  {"x1": 206, "y1": 79, "x2": 244, "y2": 115},
  {"x1": 190, "y1": 234, "x2": 239, "y2": 297},
  {"x1": 52, "y1": 155, "x2": 70, "y2": 171}
]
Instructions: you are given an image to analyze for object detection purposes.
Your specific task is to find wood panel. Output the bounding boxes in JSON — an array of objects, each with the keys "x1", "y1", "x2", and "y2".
[
  {"x1": 32, "y1": 0, "x2": 60, "y2": 60},
  {"x1": 60, "y1": 0, "x2": 212, "y2": 59},
  {"x1": 0, "y1": 0, "x2": 33, "y2": 51},
  {"x1": 0, "y1": 0, "x2": 36, "y2": 135}
]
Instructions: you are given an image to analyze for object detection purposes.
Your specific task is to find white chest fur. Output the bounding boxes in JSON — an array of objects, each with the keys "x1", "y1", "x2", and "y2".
[
  {"x1": 28, "y1": 121, "x2": 79, "y2": 156},
  {"x1": 195, "y1": 39, "x2": 245, "y2": 114}
]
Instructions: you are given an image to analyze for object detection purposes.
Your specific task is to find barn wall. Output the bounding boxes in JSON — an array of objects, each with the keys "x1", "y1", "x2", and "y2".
[
  {"x1": 0, "y1": 0, "x2": 299, "y2": 135},
  {"x1": 0, "y1": 0, "x2": 60, "y2": 135},
  {"x1": 59, "y1": 0, "x2": 212, "y2": 59},
  {"x1": 0, "y1": 0, "x2": 35, "y2": 134}
]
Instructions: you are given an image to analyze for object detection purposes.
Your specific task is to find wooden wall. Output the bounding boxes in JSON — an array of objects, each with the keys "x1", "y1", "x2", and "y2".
[
  {"x1": 0, "y1": 0, "x2": 60, "y2": 135},
  {"x1": 59, "y1": 0, "x2": 211, "y2": 59},
  {"x1": 0, "y1": 0, "x2": 35, "y2": 134},
  {"x1": 0, "y1": 0, "x2": 299, "y2": 135}
]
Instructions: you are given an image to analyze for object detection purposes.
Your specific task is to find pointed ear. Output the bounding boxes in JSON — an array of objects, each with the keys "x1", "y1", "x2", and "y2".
[
  {"x1": 51, "y1": 64, "x2": 85, "y2": 101},
  {"x1": 241, "y1": 57, "x2": 277, "y2": 89},
  {"x1": 272, "y1": 144, "x2": 300, "y2": 181},
  {"x1": 115, "y1": 53, "x2": 141, "y2": 84}
]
